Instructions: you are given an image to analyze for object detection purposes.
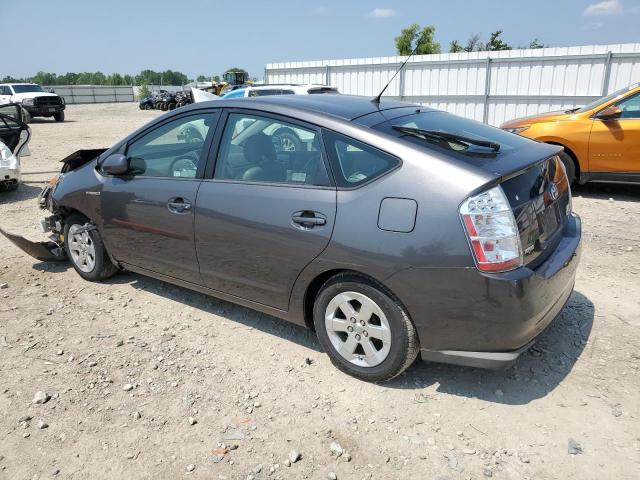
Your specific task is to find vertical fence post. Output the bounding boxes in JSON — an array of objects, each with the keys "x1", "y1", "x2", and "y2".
[
  {"x1": 264, "y1": 68, "x2": 268, "y2": 84},
  {"x1": 398, "y1": 67, "x2": 406, "y2": 100},
  {"x1": 482, "y1": 57, "x2": 492, "y2": 123},
  {"x1": 601, "y1": 51, "x2": 613, "y2": 96},
  {"x1": 325, "y1": 65, "x2": 330, "y2": 86}
]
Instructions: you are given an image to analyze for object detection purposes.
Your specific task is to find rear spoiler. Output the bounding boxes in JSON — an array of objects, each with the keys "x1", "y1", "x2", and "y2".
[{"x1": 60, "y1": 148, "x2": 107, "y2": 173}]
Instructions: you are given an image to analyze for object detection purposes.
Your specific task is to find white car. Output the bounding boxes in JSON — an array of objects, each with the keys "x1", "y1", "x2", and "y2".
[
  {"x1": 221, "y1": 84, "x2": 339, "y2": 99},
  {"x1": 0, "y1": 104, "x2": 31, "y2": 192},
  {"x1": 0, "y1": 83, "x2": 66, "y2": 123}
]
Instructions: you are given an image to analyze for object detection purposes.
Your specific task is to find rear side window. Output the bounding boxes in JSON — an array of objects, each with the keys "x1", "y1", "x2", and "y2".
[
  {"x1": 214, "y1": 113, "x2": 331, "y2": 186},
  {"x1": 323, "y1": 131, "x2": 399, "y2": 188}
]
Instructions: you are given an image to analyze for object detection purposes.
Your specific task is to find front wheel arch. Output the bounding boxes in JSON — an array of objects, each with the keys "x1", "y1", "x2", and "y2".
[{"x1": 545, "y1": 142, "x2": 581, "y2": 183}]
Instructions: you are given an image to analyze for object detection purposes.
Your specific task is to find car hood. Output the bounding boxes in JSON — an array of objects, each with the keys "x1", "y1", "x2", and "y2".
[
  {"x1": 10, "y1": 92, "x2": 59, "y2": 101},
  {"x1": 500, "y1": 110, "x2": 575, "y2": 129}
]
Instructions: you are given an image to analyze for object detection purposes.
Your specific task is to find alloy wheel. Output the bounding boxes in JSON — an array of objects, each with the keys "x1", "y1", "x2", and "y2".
[
  {"x1": 324, "y1": 291, "x2": 392, "y2": 367},
  {"x1": 68, "y1": 225, "x2": 96, "y2": 273}
]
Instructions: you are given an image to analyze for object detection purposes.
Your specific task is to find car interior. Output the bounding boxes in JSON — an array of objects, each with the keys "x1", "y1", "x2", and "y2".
[
  {"x1": 215, "y1": 115, "x2": 330, "y2": 186},
  {"x1": 126, "y1": 115, "x2": 212, "y2": 178},
  {"x1": 0, "y1": 105, "x2": 26, "y2": 152}
]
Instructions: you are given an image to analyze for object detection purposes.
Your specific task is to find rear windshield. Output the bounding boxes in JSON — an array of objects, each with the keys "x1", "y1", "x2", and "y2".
[
  {"x1": 308, "y1": 87, "x2": 339, "y2": 94},
  {"x1": 375, "y1": 111, "x2": 533, "y2": 154},
  {"x1": 11, "y1": 84, "x2": 44, "y2": 94}
]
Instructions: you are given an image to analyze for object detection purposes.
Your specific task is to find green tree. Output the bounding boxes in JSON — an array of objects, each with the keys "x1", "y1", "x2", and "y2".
[
  {"x1": 395, "y1": 24, "x2": 441, "y2": 55},
  {"x1": 449, "y1": 40, "x2": 464, "y2": 53},
  {"x1": 212, "y1": 75, "x2": 221, "y2": 83},
  {"x1": 32, "y1": 71, "x2": 57, "y2": 86},
  {"x1": 464, "y1": 34, "x2": 482, "y2": 52},
  {"x1": 136, "y1": 81, "x2": 153, "y2": 100},
  {"x1": 485, "y1": 30, "x2": 511, "y2": 51},
  {"x1": 528, "y1": 38, "x2": 546, "y2": 49},
  {"x1": 196, "y1": 75, "x2": 208, "y2": 82}
]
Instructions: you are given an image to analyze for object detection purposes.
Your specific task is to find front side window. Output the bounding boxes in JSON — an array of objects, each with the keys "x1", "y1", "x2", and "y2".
[
  {"x1": 214, "y1": 113, "x2": 330, "y2": 186},
  {"x1": 323, "y1": 131, "x2": 399, "y2": 188},
  {"x1": 615, "y1": 93, "x2": 640, "y2": 119},
  {"x1": 125, "y1": 113, "x2": 216, "y2": 178}
]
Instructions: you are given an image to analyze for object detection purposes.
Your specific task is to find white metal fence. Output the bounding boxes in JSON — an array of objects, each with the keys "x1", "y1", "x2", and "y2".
[
  {"x1": 265, "y1": 43, "x2": 640, "y2": 126},
  {"x1": 45, "y1": 85, "x2": 186, "y2": 104},
  {"x1": 45, "y1": 85, "x2": 135, "y2": 104}
]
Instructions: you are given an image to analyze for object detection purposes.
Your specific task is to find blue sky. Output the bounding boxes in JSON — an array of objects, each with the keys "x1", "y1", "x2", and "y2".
[{"x1": 5, "y1": 0, "x2": 640, "y2": 79}]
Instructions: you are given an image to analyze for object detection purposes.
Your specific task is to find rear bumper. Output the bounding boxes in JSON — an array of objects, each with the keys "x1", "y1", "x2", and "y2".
[
  {"x1": 1, "y1": 168, "x2": 20, "y2": 189},
  {"x1": 388, "y1": 213, "x2": 582, "y2": 369},
  {"x1": 420, "y1": 279, "x2": 574, "y2": 369}
]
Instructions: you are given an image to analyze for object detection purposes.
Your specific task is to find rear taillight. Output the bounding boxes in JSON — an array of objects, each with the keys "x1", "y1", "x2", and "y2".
[{"x1": 459, "y1": 185, "x2": 523, "y2": 272}]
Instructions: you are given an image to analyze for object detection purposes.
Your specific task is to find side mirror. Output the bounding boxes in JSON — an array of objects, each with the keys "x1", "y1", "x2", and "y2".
[
  {"x1": 595, "y1": 105, "x2": 622, "y2": 121},
  {"x1": 101, "y1": 154, "x2": 129, "y2": 175}
]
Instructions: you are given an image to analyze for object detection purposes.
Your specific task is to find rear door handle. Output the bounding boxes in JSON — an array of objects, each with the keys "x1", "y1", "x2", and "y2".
[
  {"x1": 167, "y1": 197, "x2": 192, "y2": 213},
  {"x1": 292, "y1": 211, "x2": 327, "y2": 228}
]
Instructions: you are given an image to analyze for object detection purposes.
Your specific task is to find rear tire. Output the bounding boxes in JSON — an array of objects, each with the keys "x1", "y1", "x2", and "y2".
[
  {"x1": 313, "y1": 274, "x2": 419, "y2": 382},
  {"x1": 558, "y1": 151, "x2": 576, "y2": 186},
  {"x1": 64, "y1": 214, "x2": 118, "y2": 281},
  {"x1": 54, "y1": 111, "x2": 65, "y2": 122}
]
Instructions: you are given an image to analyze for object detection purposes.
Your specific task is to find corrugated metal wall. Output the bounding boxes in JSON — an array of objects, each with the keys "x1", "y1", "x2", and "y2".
[
  {"x1": 44, "y1": 85, "x2": 187, "y2": 104},
  {"x1": 45, "y1": 86, "x2": 135, "y2": 104},
  {"x1": 265, "y1": 43, "x2": 640, "y2": 125}
]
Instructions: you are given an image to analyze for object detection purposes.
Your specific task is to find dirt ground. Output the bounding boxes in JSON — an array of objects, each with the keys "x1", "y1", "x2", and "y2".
[{"x1": 1, "y1": 103, "x2": 638, "y2": 480}]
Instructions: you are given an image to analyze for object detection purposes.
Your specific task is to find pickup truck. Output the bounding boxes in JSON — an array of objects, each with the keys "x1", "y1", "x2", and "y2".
[{"x1": 0, "y1": 83, "x2": 65, "y2": 123}]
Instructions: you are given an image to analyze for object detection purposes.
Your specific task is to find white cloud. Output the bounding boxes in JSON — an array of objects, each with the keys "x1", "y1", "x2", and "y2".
[
  {"x1": 312, "y1": 6, "x2": 328, "y2": 15},
  {"x1": 367, "y1": 8, "x2": 397, "y2": 18},
  {"x1": 584, "y1": 0, "x2": 623, "y2": 16}
]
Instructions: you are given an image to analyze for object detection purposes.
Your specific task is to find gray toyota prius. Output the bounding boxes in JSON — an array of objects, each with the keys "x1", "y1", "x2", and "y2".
[{"x1": 3, "y1": 95, "x2": 581, "y2": 382}]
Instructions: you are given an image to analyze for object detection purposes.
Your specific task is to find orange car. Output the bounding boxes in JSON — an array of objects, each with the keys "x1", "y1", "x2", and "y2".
[{"x1": 501, "y1": 83, "x2": 640, "y2": 185}]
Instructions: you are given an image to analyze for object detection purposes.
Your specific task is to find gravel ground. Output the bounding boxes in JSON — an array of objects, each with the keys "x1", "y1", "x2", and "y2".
[{"x1": 0, "y1": 103, "x2": 639, "y2": 480}]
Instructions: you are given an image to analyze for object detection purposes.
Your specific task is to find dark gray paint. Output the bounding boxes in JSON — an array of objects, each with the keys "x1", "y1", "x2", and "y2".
[
  {"x1": 46, "y1": 95, "x2": 581, "y2": 364},
  {"x1": 377, "y1": 198, "x2": 417, "y2": 233}
]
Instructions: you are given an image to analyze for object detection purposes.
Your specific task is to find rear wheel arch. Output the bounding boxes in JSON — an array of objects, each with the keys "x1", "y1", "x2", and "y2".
[{"x1": 303, "y1": 269, "x2": 410, "y2": 331}]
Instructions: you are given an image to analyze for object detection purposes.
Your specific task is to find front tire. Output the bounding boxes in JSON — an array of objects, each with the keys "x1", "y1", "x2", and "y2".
[
  {"x1": 313, "y1": 274, "x2": 419, "y2": 382},
  {"x1": 558, "y1": 151, "x2": 576, "y2": 185},
  {"x1": 64, "y1": 214, "x2": 118, "y2": 281},
  {"x1": 54, "y1": 111, "x2": 65, "y2": 122}
]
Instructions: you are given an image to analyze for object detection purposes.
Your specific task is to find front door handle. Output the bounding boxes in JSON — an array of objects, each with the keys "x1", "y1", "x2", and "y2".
[
  {"x1": 167, "y1": 197, "x2": 192, "y2": 213},
  {"x1": 292, "y1": 211, "x2": 327, "y2": 228}
]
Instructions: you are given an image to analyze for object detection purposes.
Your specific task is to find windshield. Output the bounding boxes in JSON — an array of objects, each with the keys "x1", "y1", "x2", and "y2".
[
  {"x1": 11, "y1": 84, "x2": 45, "y2": 94},
  {"x1": 377, "y1": 111, "x2": 533, "y2": 153},
  {"x1": 576, "y1": 83, "x2": 639, "y2": 113}
]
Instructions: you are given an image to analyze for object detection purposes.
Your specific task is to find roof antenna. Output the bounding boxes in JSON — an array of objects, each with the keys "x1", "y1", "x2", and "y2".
[{"x1": 371, "y1": 46, "x2": 418, "y2": 105}]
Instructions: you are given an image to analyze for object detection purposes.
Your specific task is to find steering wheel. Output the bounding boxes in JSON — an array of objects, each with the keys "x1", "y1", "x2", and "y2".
[
  {"x1": 177, "y1": 125, "x2": 204, "y2": 144},
  {"x1": 169, "y1": 156, "x2": 198, "y2": 178}
]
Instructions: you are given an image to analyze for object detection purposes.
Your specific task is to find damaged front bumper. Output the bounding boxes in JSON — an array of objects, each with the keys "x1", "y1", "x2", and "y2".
[{"x1": 0, "y1": 224, "x2": 66, "y2": 262}]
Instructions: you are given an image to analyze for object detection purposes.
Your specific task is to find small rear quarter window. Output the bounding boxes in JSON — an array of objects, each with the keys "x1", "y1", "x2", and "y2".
[{"x1": 322, "y1": 131, "x2": 399, "y2": 188}]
